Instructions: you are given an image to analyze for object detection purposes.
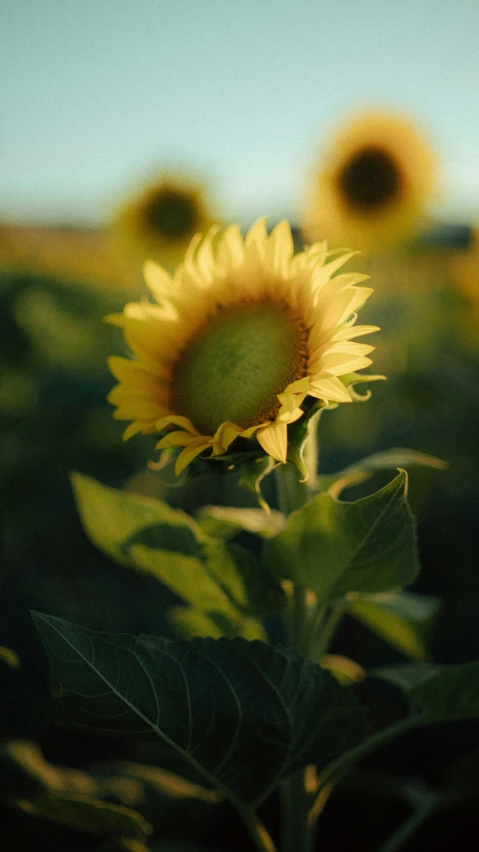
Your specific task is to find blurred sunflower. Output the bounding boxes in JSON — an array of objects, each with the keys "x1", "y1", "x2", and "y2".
[
  {"x1": 113, "y1": 175, "x2": 219, "y2": 270},
  {"x1": 451, "y1": 227, "x2": 479, "y2": 304},
  {"x1": 302, "y1": 111, "x2": 436, "y2": 253},
  {"x1": 450, "y1": 227, "x2": 479, "y2": 342},
  {"x1": 108, "y1": 220, "x2": 380, "y2": 475}
]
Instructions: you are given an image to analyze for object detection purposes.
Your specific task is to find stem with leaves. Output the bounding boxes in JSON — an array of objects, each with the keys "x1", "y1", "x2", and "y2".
[{"x1": 275, "y1": 462, "x2": 318, "y2": 852}]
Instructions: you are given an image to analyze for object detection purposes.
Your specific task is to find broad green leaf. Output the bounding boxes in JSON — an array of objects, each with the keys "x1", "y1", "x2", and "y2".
[
  {"x1": 319, "y1": 448, "x2": 446, "y2": 497},
  {"x1": 73, "y1": 473, "x2": 285, "y2": 620},
  {"x1": 168, "y1": 606, "x2": 266, "y2": 641},
  {"x1": 411, "y1": 662, "x2": 479, "y2": 722},
  {"x1": 19, "y1": 794, "x2": 152, "y2": 841},
  {"x1": 333, "y1": 448, "x2": 447, "y2": 476},
  {"x1": 0, "y1": 740, "x2": 152, "y2": 842},
  {"x1": 130, "y1": 539, "x2": 286, "y2": 619},
  {"x1": 220, "y1": 542, "x2": 286, "y2": 615},
  {"x1": 33, "y1": 612, "x2": 365, "y2": 807},
  {"x1": 196, "y1": 505, "x2": 285, "y2": 540},
  {"x1": 372, "y1": 662, "x2": 443, "y2": 694},
  {"x1": 72, "y1": 472, "x2": 206, "y2": 568},
  {"x1": 263, "y1": 471, "x2": 419, "y2": 606},
  {"x1": 348, "y1": 592, "x2": 440, "y2": 660},
  {"x1": 374, "y1": 662, "x2": 479, "y2": 724}
]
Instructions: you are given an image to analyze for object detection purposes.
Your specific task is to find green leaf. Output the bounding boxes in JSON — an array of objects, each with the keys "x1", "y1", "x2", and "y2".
[
  {"x1": 411, "y1": 662, "x2": 479, "y2": 722},
  {"x1": 167, "y1": 606, "x2": 266, "y2": 641},
  {"x1": 196, "y1": 505, "x2": 285, "y2": 540},
  {"x1": 263, "y1": 471, "x2": 419, "y2": 606},
  {"x1": 372, "y1": 662, "x2": 443, "y2": 694},
  {"x1": 373, "y1": 662, "x2": 479, "y2": 723},
  {"x1": 72, "y1": 473, "x2": 285, "y2": 621},
  {"x1": 348, "y1": 592, "x2": 441, "y2": 660},
  {"x1": 33, "y1": 612, "x2": 365, "y2": 807},
  {"x1": 19, "y1": 794, "x2": 152, "y2": 841},
  {"x1": 72, "y1": 472, "x2": 206, "y2": 568},
  {"x1": 221, "y1": 542, "x2": 287, "y2": 615},
  {"x1": 319, "y1": 448, "x2": 446, "y2": 497},
  {"x1": 333, "y1": 448, "x2": 447, "y2": 476},
  {"x1": 130, "y1": 539, "x2": 285, "y2": 619},
  {"x1": 0, "y1": 740, "x2": 152, "y2": 842}
]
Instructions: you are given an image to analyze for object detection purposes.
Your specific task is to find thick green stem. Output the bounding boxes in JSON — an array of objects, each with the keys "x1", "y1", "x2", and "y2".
[
  {"x1": 275, "y1": 463, "x2": 318, "y2": 852},
  {"x1": 281, "y1": 770, "x2": 316, "y2": 852}
]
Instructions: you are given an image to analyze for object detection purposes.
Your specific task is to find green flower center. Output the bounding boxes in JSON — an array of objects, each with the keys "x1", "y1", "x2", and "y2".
[
  {"x1": 338, "y1": 146, "x2": 401, "y2": 212},
  {"x1": 172, "y1": 301, "x2": 308, "y2": 435},
  {"x1": 144, "y1": 190, "x2": 198, "y2": 239}
]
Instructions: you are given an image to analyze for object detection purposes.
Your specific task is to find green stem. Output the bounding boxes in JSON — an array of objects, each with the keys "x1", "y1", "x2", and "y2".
[
  {"x1": 375, "y1": 804, "x2": 436, "y2": 852},
  {"x1": 304, "y1": 410, "x2": 320, "y2": 490},
  {"x1": 275, "y1": 463, "x2": 317, "y2": 852},
  {"x1": 281, "y1": 770, "x2": 316, "y2": 852},
  {"x1": 301, "y1": 603, "x2": 326, "y2": 659},
  {"x1": 313, "y1": 599, "x2": 349, "y2": 660},
  {"x1": 236, "y1": 804, "x2": 278, "y2": 852},
  {"x1": 312, "y1": 715, "x2": 423, "y2": 809},
  {"x1": 289, "y1": 584, "x2": 309, "y2": 655}
]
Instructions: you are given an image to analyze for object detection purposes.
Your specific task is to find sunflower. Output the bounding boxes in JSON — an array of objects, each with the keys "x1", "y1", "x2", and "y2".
[
  {"x1": 451, "y1": 227, "x2": 479, "y2": 305},
  {"x1": 113, "y1": 175, "x2": 218, "y2": 269},
  {"x1": 107, "y1": 220, "x2": 379, "y2": 475},
  {"x1": 302, "y1": 111, "x2": 436, "y2": 252}
]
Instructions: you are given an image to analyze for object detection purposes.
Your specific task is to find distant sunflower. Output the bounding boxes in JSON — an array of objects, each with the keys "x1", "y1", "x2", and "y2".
[
  {"x1": 108, "y1": 220, "x2": 379, "y2": 475},
  {"x1": 450, "y1": 228, "x2": 479, "y2": 341},
  {"x1": 114, "y1": 175, "x2": 218, "y2": 269},
  {"x1": 451, "y1": 227, "x2": 479, "y2": 305},
  {"x1": 302, "y1": 111, "x2": 436, "y2": 252}
]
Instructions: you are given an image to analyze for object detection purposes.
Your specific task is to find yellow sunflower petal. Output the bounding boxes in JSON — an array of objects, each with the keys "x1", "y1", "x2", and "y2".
[
  {"x1": 257, "y1": 421, "x2": 288, "y2": 464},
  {"x1": 156, "y1": 431, "x2": 198, "y2": 449},
  {"x1": 123, "y1": 421, "x2": 146, "y2": 441},
  {"x1": 156, "y1": 415, "x2": 200, "y2": 435},
  {"x1": 175, "y1": 438, "x2": 212, "y2": 475},
  {"x1": 309, "y1": 375, "x2": 353, "y2": 403},
  {"x1": 143, "y1": 260, "x2": 176, "y2": 306}
]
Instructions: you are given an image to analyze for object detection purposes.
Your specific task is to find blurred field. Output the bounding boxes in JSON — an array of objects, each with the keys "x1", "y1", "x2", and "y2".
[{"x1": 1, "y1": 222, "x2": 478, "y2": 850}]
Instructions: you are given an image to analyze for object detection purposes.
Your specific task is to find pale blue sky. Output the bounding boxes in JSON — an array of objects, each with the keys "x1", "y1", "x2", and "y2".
[{"x1": 2, "y1": 0, "x2": 478, "y2": 226}]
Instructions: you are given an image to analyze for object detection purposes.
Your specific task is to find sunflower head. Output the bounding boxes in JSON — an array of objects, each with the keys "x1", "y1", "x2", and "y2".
[
  {"x1": 113, "y1": 175, "x2": 218, "y2": 270},
  {"x1": 107, "y1": 219, "x2": 382, "y2": 477},
  {"x1": 302, "y1": 111, "x2": 437, "y2": 252}
]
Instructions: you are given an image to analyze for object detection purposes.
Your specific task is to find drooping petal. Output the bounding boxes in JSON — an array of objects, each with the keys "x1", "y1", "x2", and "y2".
[
  {"x1": 308, "y1": 375, "x2": 353, "y2": 403},
  {"x1": 156, "y1": 415, "x2": 200, "y2": 435},
  {"x1": 257, "y1": 420, "x2": 288, "y2": 464},
  {"x1": 175, "y1": 438, "x2": 212, "y2": 475}
]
